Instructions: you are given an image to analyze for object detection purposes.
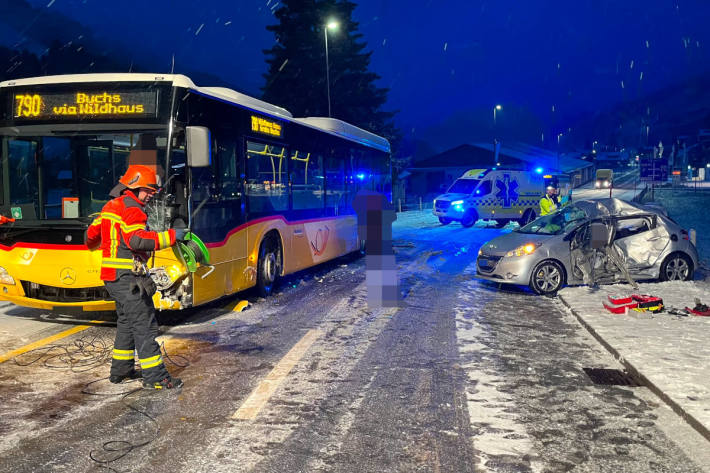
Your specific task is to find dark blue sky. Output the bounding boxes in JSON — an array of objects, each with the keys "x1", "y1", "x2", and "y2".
[{"x1": 22, "y1": 0, "x2": 710, "y2": 148}]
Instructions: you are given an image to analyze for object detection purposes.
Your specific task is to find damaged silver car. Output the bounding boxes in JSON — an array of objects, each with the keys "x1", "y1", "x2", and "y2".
[{"x1": 476, "y1": 198, "x2": 699, "y2": 295}]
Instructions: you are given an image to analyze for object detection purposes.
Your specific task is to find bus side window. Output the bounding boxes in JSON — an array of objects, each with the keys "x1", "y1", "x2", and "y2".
[
  {"x1": 325, "y1": 152, "x2": 345, "y2": 216},
  {"x1": 290, "y1": 149, "x2": 323, "y2": 212},
  {"x1": 245, "y1": 140, "x2": 288, "y2": 214},
  {"x1": 218, "y1": 140, "x2": 242, "y2": 200}
]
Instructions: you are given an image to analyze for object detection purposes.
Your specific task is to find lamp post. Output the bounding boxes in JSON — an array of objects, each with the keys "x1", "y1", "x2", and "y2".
[
  {"x1": 324, "y1": 21, "x2": 339, "y2": 117},
  {"x1": 492, "y1": 105, "x2": 502, "y2": 166}
]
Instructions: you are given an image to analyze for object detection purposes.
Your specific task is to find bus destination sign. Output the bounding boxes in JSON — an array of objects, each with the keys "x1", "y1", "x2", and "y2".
[
  {"x1": 251, "y1": 115, "x2": 282, "y2": 138},
  {"x1": 12, "y1": 90, "x2": 158, "y2": 120}
]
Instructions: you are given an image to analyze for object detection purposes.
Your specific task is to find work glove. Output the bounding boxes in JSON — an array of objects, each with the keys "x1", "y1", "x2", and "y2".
[{"x1": 174, "y1": 228, "x2": 189, "y2": 241}]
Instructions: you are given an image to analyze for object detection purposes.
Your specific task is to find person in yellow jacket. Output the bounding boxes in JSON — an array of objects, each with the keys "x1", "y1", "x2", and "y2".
[
  {"x1": 540, "y1": 185, "x2": 572, "y2": 216},
  {"x1": 539, "y1": 186, "x2": 559, "y2": 216}
]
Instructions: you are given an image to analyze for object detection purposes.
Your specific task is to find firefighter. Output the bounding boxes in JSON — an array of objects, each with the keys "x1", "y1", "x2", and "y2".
[
  {"x1": 539, "y1": 185, "x2": 559, "y2": 216},
  {"x1": 86, "y1": 165, "x2": 186, "y2": 390}
]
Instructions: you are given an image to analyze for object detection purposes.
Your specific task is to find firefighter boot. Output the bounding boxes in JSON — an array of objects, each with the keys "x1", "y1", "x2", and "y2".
[
  {"x1": 143, "y1": 376, "x2": 183, "y2": 390},
  {"x1": 109, "y1": 369, "x2": 143, "y2": 384}
]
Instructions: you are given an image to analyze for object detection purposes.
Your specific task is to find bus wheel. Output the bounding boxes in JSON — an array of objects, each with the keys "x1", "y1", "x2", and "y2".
[
  {"x1": 461, "y1": 210, "x2": 478, "y2": 228},
  {"x1": 518, "y1": 209, "x2": 536, "y2": 226},
  {"x1": 257, "y1": 236, "x2": 281, "y2": 297},
  {"x1": 438, "y1": 217, "x2": 451, "y2": 225}
]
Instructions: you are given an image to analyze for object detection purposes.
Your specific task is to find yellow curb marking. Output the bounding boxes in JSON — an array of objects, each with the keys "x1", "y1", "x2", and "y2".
[
  {"x1": 232, "y1": 329, "x2": 322, "y2": 420},
  {"x1": 0, "y1": 320, "x2": 104, "y2": 364}
]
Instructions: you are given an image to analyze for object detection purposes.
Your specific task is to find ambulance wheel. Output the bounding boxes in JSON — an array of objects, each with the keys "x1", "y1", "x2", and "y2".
[
  {"x1": 492, "y1": 219, "x2": 509, "y2": 228},
  {"x1": 529, "y1": 260, "x2": 565, "y2": 295},
  {"x1": 461, "y1": 210, "x2": 477, "y2": 228},
  {"x1": 518, "y1": 209, "x2": 536, "y2": 226},
  {"x1": 256, "y1": 234, "x2": 282, "y2": 297},
  {"x1": 438, "y1": 217, "x2": 452, "y2": 225}
]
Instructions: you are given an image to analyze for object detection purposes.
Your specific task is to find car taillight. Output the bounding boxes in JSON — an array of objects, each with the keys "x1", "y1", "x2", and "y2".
[{"x1": 681, "y1": 229, "x2": 689, "y2": 240}]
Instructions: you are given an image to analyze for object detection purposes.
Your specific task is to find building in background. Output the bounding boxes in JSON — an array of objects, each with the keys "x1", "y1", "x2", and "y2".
[{"x1": 404, "y1": 142, "x2": 594, "y2": 201}]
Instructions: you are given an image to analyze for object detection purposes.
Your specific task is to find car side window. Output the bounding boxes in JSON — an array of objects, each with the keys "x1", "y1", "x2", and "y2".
[
  {"x1": 475, "y1": 180, "x2": 492, "y2": 196},
  {"x1": 613, "y1": 217, "x2": 652, "y2": 240}
]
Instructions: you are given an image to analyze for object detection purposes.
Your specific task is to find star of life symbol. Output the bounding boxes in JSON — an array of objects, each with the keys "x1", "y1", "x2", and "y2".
[{"x1": 495, "y1": 174, "x2": 519, "y2": 208}]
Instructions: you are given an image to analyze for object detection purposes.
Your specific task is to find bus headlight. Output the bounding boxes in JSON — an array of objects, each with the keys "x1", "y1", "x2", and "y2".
[
  {"x1": 451, "y1": 200, "x2": 464, "y2": 212},
  {"x1": 595, "y1": 181, "x2": 600, "y2": 188},
  {"x1": 604, "y1": 180, "x2": 609, "y2": 187},
  {"x1": 506, "y1": 243, "x2": 536, "y2": 257},
  {"x1": 150, "y1": 265, "x2": 185, "y2": 290},
  {"x1": 0, "y1": 266, "x2": 15, "y2": 285}
]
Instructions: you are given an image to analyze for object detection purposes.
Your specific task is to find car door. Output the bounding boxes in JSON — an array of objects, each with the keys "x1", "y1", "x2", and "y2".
[
  {"x1": 569, "y1": 220, "x2": 611, "y2": 282},
  {"x1": 612, "y1": 214, "x2": 669, "y2": 276}
]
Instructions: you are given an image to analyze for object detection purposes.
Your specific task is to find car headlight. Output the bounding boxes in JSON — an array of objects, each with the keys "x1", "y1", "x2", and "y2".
[
  {"x1": 506, "y1": 243, "x2": 537, "y2": 257},
  {"x1": 595, "y1": 181, "x2": 600, "y2": 188},
  {"x1": 478, "y1": 248, "x2": 483, "y2": 256},
  {"x1": 451, "y1": 199, "x2": 464, "y2": 212},
  {"x1": 0, "y1": 266, "x2": 15, "y2": 285}
]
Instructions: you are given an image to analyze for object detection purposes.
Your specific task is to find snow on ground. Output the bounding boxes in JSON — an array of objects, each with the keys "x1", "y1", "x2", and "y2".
[
  {"x1": 454, "y1": 262, "x2": 542, "y2": 473},
  {"x1": 559, "y1": 280, "x2": 710, "y2": 438}
]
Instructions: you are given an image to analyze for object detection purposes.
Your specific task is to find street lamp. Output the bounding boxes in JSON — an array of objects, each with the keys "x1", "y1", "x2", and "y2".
[
  {"x1": 324, "y1": 21, "x2": 339, "y2": 117},
  {"x1": 493, "y1": 104, "x2": 502, "y2": 125}
]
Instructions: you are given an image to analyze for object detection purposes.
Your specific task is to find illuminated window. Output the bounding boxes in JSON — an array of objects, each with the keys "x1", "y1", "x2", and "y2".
[
  {"x1": 290, "y1": 150, "x2": 324, "y2": 211},
  {"x1": 246, "y1": 141, "x2": 287, "y2": 213}
]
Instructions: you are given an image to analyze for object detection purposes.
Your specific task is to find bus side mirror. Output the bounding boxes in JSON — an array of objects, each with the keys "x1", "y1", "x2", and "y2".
[{"x1": 186, "y1": 126, "x2": 211, "y2": 167}]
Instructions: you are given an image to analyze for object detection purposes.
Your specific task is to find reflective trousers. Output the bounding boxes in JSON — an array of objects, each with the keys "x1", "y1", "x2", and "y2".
[{"x1": 104, "y1": 273, "x2": 169, "y2": 383}]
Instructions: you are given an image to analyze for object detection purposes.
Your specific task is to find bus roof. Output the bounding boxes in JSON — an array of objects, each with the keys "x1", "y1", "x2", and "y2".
[{"x1": 0, "y1": 73, "x2": 391, "y2": 153}]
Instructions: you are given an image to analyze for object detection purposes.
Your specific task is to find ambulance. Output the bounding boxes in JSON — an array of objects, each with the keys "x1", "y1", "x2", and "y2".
[{"x1": 432, "y1": 169, "x2": 545, "y2": 228}]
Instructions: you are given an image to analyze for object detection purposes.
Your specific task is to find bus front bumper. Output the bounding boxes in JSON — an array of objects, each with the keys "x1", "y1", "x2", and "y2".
[{"x1": 0, "y1": 292, "x2": 116, "y2": 312}]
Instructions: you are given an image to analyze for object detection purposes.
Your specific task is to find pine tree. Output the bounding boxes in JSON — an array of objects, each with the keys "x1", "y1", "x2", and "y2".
[{"x1": 262, "y1": 0, "x2": 399, "y2": 146}]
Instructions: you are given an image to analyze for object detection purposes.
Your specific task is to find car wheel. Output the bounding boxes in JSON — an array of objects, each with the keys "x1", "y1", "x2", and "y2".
[
  {"x1": 257, "y1": 235, "x2": 281, "y2": 297},
  {"x1": 492, "y1": 218, "x2": 509, "y2": 229},
  {"x1": 659, "y1": 252, "x2": 693, "y2": 281},
  {"x1": 439, "y1": 217, "x2": 451, "y2": 225},
  {"x1": 461, "y1": 209, "x2": 478, "y2": 228},
  {"x1": 518, "y1": 209, "x2": 536, "y2": 226},
  {"x1": 530, "y1": 260, "x2": 565, "y2": 295}
]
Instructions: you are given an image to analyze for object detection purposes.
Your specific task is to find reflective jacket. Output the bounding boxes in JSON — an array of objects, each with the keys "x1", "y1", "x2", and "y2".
[
  {"x1": 539, "y1": 194, "x2": 558, "y2": 216},
  {"x1": 85, "y1": 192, "x2": 176, "y2": 281}
]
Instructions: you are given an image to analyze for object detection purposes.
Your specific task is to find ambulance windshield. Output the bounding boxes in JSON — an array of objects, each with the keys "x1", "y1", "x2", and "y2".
[{"x1": 447, "y1": 179, "x2": 479, "y2": 194}]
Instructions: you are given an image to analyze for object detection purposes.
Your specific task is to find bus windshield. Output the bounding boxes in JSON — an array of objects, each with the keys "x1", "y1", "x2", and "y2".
[
  {"x1": 447, "y1": 179, "x2": 479, "y2": 194},
  {"x1": 0, "y1": 131, "x2": 169, "y2": 222}
]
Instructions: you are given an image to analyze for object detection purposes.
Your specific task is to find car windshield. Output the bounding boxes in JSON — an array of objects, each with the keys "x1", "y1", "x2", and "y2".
[
  {"x1": 447, "y1": 179, "x2": 478, "y2": 194},
  {"x1": 516, "y1": 205, "x2": 588, "y2": 235}
]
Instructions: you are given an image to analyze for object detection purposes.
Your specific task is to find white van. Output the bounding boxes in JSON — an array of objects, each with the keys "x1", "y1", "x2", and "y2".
[{"x1": 433, "y1": 169, "x2": 545, "y2": 227}]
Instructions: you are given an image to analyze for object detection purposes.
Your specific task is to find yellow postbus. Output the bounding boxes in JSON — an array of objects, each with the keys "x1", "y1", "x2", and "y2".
[{"x1": 0, "y1": 73, "x2": 390, "y2": 312}]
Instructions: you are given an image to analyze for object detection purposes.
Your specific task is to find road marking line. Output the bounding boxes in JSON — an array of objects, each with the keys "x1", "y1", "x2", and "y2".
[
  {"x1": 0, "y1": 321, "x2": 103, "y2": 364},
  {"x1": 232, "y1": 329, "x2": 322, "y2": 420}
]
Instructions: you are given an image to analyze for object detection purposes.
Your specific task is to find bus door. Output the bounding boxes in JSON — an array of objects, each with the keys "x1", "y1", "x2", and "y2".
[{"x1": 191, "y1": 137, "x2": 247, "y2": 298}]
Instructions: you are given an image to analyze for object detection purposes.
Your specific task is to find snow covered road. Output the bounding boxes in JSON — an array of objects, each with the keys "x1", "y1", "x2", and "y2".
[{"x1": 0, "y1": 210, "x2": 707, "y2": 472}]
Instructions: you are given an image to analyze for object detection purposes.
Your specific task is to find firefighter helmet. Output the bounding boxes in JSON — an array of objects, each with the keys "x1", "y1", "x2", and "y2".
[{"x1": 119, "y1": 165, "x2": 160, "y2": 190}]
